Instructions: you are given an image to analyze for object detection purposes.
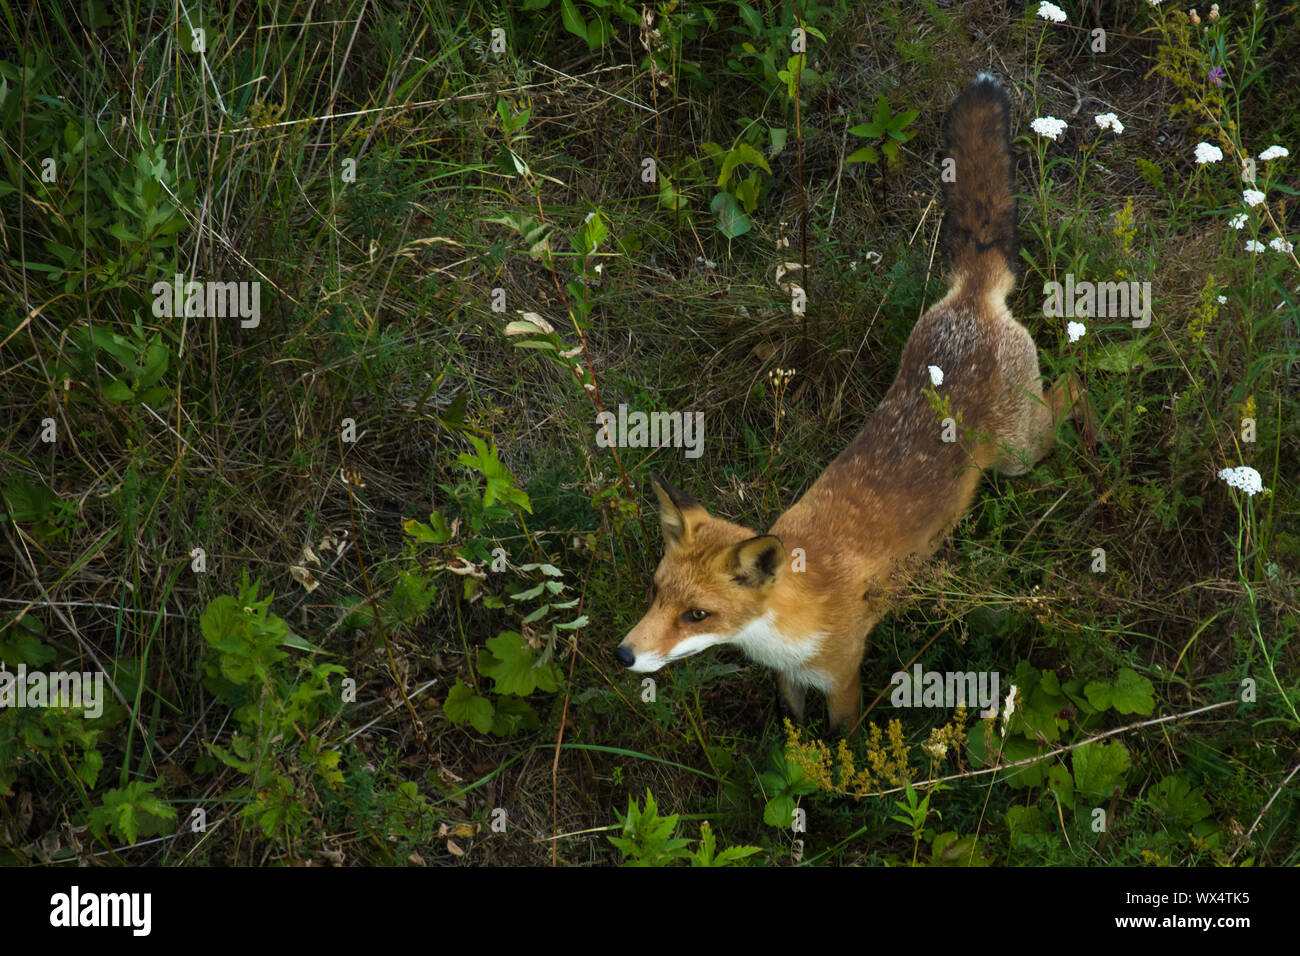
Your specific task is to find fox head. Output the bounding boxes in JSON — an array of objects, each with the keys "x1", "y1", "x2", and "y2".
[{"x1": 615, "y1": 475, "x2": 785, "y2": 672}]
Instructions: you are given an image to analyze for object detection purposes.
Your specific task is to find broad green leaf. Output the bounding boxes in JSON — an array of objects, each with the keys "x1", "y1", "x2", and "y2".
[
  {"x1": 717, "y1": 140, "x2": 771, "y2": 188},
  {"x1": 1084, "y1": 667, "x2": 1155, "y2": 715},
  {"x1": 1072, "y1": 739, "x2": 1130, "y2": 802},
  {"x1": 1150, "y1": 775, "x2": 1212, "y2": 826},
  {"x1": 444, "y1": 679, "x2": 495, "y2": 733},
  {"x1": 560, "y1": 0, "x2": 587, "y2": 41},
  {"x1": 710, "y1": 191, "x2": 751, "y2": 238},
  {"x1": 477, "y1": 631, "x2": 558, "y2": 696}
]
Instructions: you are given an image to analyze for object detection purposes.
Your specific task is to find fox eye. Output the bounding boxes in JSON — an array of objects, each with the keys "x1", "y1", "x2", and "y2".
[{"x1": 684, "y1": 609, "x2": 710, "y2": 623}]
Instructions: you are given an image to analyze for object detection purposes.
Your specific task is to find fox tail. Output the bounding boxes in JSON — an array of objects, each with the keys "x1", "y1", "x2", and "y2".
[{"x1": 942, "y1": 73, "x2": 1017, "y2": 296}]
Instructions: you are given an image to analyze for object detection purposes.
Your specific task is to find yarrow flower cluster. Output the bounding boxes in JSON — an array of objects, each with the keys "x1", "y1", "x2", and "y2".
[
  {"x1": 1268, "y1": 237, "x2": 1294, "y2": 254},
  {"x1": 1218, "y1": 466, "x2": 1263, "y2": 496},
  {"x1": 928, "y1": 365, "x2": 944, "y2": 386},
  {"x1": 1031, "y1": 116, "x2": 1067, "y2": 141},
  {"x1": 1259, "y1": 145, "x2": 1289, "y2": 161},
  {"x1": 1229, "y1": 213, "x2": 1248, "y2": 230},
  {"x1": 1194, "y1": 142, "x2": 1223, "y2": 164},
  {"x1": 1037, "y1": 2, "x2": 1067, "y2": 22},
  {"x1": 1067, "y1": 321, "x2": 1086, "y2": 343},
  {"x1": 1242, "y1": 189, "x2": 1266, "y2": 207},
  {"x1": 1094, "y1": 112, "x2": 1124, "y2": 134},
  {"x1": 1244, "y1": 240, "x2": 1266, "y2": 253}
]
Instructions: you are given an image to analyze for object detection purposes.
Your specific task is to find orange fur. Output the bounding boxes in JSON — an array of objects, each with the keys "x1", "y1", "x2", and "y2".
[{"x1": 616, "y1": 75, "x2": 1082, "y2": 730}]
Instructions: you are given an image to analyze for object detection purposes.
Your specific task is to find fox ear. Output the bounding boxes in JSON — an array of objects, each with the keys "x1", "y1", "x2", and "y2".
[
  {"x1": 726, "y1": 535, "x2": 784, "y2": 589},
  {"x1": 650, "y1": 472, "x2": 708, "y2": 551}
]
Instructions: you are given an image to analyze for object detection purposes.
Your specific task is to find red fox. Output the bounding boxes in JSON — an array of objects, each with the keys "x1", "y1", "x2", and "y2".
[{"x1": 614, "y1": 75, "x2": 1084, "y2": 731}]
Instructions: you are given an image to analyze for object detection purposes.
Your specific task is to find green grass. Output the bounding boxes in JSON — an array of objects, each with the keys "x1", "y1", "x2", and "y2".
[{"x1": 0, "y1": 0, "x2": 1295, "y2": 866}]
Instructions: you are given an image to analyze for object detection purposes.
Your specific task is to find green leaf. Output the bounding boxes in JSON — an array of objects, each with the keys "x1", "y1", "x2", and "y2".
[
  {"x1": 1072, "y1": 739, "x2": 1130, "y2": 802},
  {"x1": 457, "y1": 436, "x2": 532, "y2": 513},
  {"x1": 403, "y1": 511, "x2": 452, "y2": 544},
  {"x1": 931, "y1": 831, "x2": 991, "y2": 866},
  {"x1": 1150, "y1": 775, "x2": 1212, "y2": 826},
  {"x1": 1091, "y1": 341, "x2": 1151, "y2": 373},
  {"x1": 609, "y1": 790, "x2": 693, "y2": 865},
  {"x1": 1006, "y1": 805, "x2": 1046, "y2": 837},
  {"x1": 763, "y1": 793, "x2": 796, "y2": 828},
  {"x1": 1046, "y1": 764, "x2": 1075, "y2": 810},
  {"x1": 734, "y1": 173, "x2": 760, "y2": 214},
  {"x1": 889, "y1": 108, "x2": 920, "y2": 132},
  {"x1": 710, "y1": 191, "x2": 751, "y2": 238},
  {"x1": 736, "y1": 2, "x2": 762, "y2": 36},
  {"x1": 0, "y1": 614, "x2": 57, "y2": 667},
  {"x1": 1084, "y1": 667, "x2": 1155, "y2": 715},
  {"x1": 717, "y1": 140, "x2": 771, "y2": 188},
  {"x1": 443, "y1": 679, "x2": 495, "y2": 733},
  {"x1": 101, "y1": 380, "x2": 134, "y2": 402},
  {"x1": 658, "y1": 174, "x2": 688, "y2": 212},
  {"x1": 845, "y1": 144, "x2": 879, "y2": 164},
  {"x1": 510, "y1": 583, "x2": 546, "y2": 601},
  {"x1": 77, "y1": 749, "x2": 104, "y2": 788},
  {"x1": 490, "y1": 696, "x2": 540, "y2": 736},
  {"x1": 477, "y1": 631, "x2": 558, "y2": 696},
  {"x1": 997, "y1": 735, "x2": 1054, "y2": 789},
  {"x1": 88, "y1": 780, "x2": 176, "y2": 845},
  {"x1": 560, "y1": 0, "x2": 587, "y2": 42}
]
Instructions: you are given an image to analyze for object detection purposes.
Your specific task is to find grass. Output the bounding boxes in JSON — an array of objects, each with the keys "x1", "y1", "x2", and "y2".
[{"x1": 0, "y1": 0, "x2": 1295, "y2": 866}]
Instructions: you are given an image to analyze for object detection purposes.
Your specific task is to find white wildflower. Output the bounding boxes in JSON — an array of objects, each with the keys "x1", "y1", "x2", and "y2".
[
  {"x1": 928, "y1": 365, "x2": 944, "y2": 386},
  {"x1": 1245, "y1": 240, "x2": 1266, "y2": 252},
  {"x1": 1067, "y1": 321, "x2": 1086, "y2": 343},
  {"x1": 1037, "y1": 2, "x2": 1067, "y2": 22},
  {"x1": 1243, "y1": 189, "x2": 1266, "y2": 207},
  {"x1": 1269, "y1": 236, "x2": 1294, "y2": 254},
  {"x1": 1216, "y1": 295, "x2": 1227, "y2": 304},
  {"x1": 1229, "y1": 213, "x2": 1248, "y2": 230},
  {"x1": 1218, "y1": 466, "x2": 1263, "y2": 496},
  {"x1": 1001, "y1": 685, "x2": 1018, "y2": 736},
  {"x1": 1259, "y1": 145, "x2": 1289, "y2": 161},
  {"x1": 1031, "y1": 116, "x2": 1067, "y2": 141},
  {"x1": 1094, "y1": 112, "x2": 1124, "y2": 134},
  {"x1": 1193, "y1": 142, "x2": 1223, "y2": 164}
]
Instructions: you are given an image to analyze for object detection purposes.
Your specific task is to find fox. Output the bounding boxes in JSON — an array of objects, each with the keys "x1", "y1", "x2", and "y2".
[{"x1": 614, "y1": 74, "x2": 1085, "y2": 731}]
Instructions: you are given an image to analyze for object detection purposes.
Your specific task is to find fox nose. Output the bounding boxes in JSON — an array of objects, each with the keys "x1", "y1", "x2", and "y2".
[{"x1": 615, "y1": 644, "x2": 636, "y2": 667}]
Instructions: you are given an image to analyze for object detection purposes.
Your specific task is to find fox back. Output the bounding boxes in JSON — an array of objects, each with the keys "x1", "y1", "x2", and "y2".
[{"x1": 616, "y1": 74, "x2": 1080, "y2": 731}]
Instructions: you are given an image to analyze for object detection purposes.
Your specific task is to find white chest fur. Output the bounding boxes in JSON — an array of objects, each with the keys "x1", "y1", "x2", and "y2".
[{"x1": 729, "y1": 612, "x2": 833, "y2": 692}]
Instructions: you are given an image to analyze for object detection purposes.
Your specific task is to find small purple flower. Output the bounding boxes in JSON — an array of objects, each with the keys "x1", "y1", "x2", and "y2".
[{"x1": 1208, "y1": 66, "x2": 1226, "y2": 87}]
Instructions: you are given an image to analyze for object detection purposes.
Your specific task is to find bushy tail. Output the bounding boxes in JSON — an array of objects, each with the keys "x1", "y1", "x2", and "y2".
[{"x1": 942, "y1": 73, "x2": 1016, "y2": 294}]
